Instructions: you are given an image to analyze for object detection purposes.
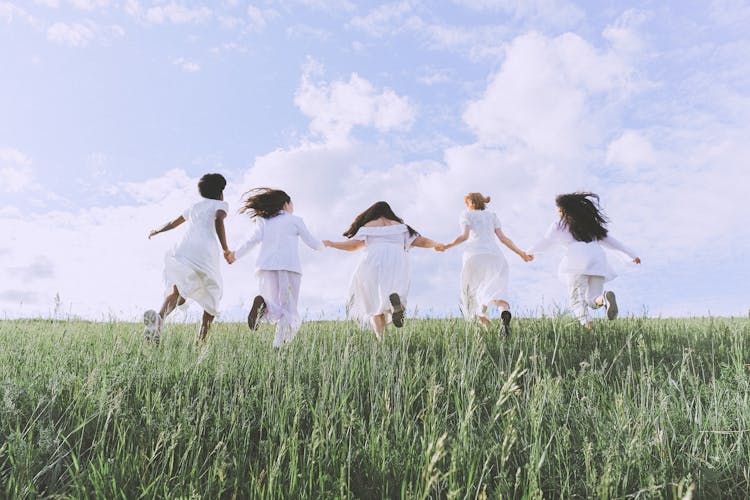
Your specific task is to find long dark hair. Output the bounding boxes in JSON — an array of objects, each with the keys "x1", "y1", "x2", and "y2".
[
  {"x1": 556, "y1": 192, "x2": 608, "y2": 242},
  {"x1": 239, "y1": 188, "x2": 291, "y2": 219},
  {"x1": 343, "y1": 201, "x2": 418, "y2": 238}
]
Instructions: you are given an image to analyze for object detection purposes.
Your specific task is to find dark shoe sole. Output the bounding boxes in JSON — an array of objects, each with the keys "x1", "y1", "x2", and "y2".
[
  {"x1": 389, "y1": 293, "x2": 405, "y2": 328},
  {"x1": 605, "y1": 291, "x2": 618, "y2": 320},
  {"x1": 248, "y1": 295, "x2": 266, "y2": 330},
  {"x1": 500, "y1": 310, "x2": 512, "y2": 336}
]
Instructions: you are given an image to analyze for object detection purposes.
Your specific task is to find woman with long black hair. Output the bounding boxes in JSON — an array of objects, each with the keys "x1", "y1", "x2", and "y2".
[
  {"x1": 324, "y1": 201, "x2": 438, "y2": 340},
  {"x1": 529, "y1": 192, "x2": 641, "y2": 329}
]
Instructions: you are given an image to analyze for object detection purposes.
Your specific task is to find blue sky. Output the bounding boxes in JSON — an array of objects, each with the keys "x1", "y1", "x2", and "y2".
[{"x1": 1, "y1": 0, "x2": 748, "y2": 321}]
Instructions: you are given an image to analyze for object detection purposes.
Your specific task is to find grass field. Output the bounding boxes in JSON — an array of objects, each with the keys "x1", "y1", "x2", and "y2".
[{"x1": 1, "y1": 315, "x2": 749, "y2": 498}]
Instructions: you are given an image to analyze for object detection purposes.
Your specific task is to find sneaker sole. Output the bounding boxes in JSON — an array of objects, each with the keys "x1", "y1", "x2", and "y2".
[
  {"x1": 248, "y1": 295, "x2": 266, "y2": 330},
  {"x1": 389, "y1": 293, "x2": 405, "y2": 328},
  {"x1": 143, "y1": 310, "x2": 160, "y2": 344},
  {"x1": 605, "y1": 291, "x2": 618, "y2": 320},
  {"x1": 500, "y1": 310, "x2": 512, "y2": 336}
]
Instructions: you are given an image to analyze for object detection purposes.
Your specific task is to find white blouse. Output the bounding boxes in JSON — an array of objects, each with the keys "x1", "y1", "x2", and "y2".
[
  {"x1": 234, "y1": 211, "x2": 323, "y2": 274},
  {"x1": 351, "y1": 224, "x2": 417, "y2": 250},
  {"x1": 530, "y1": 221, "x2": 638, "y2": 279},
  {"x1": 459, "y1": 210, "x2": 504, "y2": 260}
]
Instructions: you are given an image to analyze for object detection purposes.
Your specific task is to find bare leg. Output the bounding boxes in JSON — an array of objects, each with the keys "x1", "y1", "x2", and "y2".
[
  {"x1": 477, "y1": 316, "x2": 490, "y2": 328},
  {"x1": 198, "y1": 311, "x2": 214, "y2": 341},
  {"x1": 492, "y1": 299, "x2": 509, "y2": 312},
  {"x1": 372, "y1": 314, "x2": 386, "y2": 340},
  {"x1": 158, "y1": 286, "x2": 185, "y2": 331}
]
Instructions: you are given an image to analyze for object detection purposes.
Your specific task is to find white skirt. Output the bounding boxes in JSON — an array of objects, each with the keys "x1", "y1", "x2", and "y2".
[
  {"x1": 347, "y1": 243, "x2": 410, "y2": 328},
  {"x1": 163, "y1": 253, "x2": 223, "y2": 316},
  {"x1": 460, "y1": 253, "x2": 509, "y2": 320}
]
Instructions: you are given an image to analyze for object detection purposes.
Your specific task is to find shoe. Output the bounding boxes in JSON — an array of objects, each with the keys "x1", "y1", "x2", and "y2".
[
  {"x1": 389, "y1": 293, "x2": 405, "y2": 328},
  {"x1": 143, "y1": 309, "x2": 160, "y2": 345},
  {"x1": 604, "y1": 291, "x2": 618, "y2": 320},
  {"x1": 500, "y1": 310, "x2": 512, "y2": 336},
  {"x1": 248, "y1": 295, "x2": 266, "y2": 330}
]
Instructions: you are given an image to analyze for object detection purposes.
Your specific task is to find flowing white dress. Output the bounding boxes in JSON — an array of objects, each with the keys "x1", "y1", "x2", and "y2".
[
  {"x1": 163, "y1": 198, "x2": 229, "y2": 316},
  {"x1": 347, "y1": 224, "x2": 417, "y2": 328},
  {"x1": 458, "y1": 210, "x2": 509, "y2": 320}
]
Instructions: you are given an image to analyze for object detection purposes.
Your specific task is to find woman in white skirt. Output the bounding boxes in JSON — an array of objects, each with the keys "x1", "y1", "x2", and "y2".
[
  {"x1": 528, "y1": 192, "x2": 641, "y2": 329},
  {"x1": 323, "y1": 201, "x2": 439, "y2": 340},
  {"x1": 437, "y1": 193, "x2": 532, "y2": 335},
  {"x1": 226, "y1": 188, "x2": 323, "y2": 348},
  {"x1": 146, "y1": 173, "x2": 231, "y2": 342}
]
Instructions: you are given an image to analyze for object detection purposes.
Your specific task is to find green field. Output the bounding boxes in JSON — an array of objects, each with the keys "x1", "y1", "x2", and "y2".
[{"x1": 1, "y1": 316, "x2": 749, "y2": 498}]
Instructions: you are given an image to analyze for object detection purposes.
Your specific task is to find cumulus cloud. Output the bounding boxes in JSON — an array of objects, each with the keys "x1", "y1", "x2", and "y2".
[
  {"x1": 246, "y1": 4, "x2": 278, "y2": 32},
  {"x1": 0, "y1": 148, "x2": 35, "y2": 193},
  {"x1": 46, "y1": 20, "x2": 123, "y2": 47},
  {"x1": 173, "y1": 57, "x2": 200, "y2": 72},
  {"x1": 453, "y1": 0, "x2": 584, "y2": 28},
  {"x1": 294, "y1": 59, "x2": 416, "y2": 143},
  {"x1": 1, "y1": 2, "x2": 36, "y2": 24}
]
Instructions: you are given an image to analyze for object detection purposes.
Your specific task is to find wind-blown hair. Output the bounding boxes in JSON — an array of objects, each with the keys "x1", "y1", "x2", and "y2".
[
  {"x1": 343, "y1": 201, "x2": 418, "y2": 238},
  {"x1": 239, "y1": 188, "x2": 291, "y2": 219},
  {"x1": 198, "y1": 173, "x2": 226, "y2": 200},
  {"x1": 555, "y1": 192, "x2": 608, "y2": 242},
  {"x1": 465, "y1": 192, "x2": 491, "y2": 210}
]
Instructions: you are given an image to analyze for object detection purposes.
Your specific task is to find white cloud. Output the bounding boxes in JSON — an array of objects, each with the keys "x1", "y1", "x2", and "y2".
[
  {"x1": 0, "y1": 148, "x2": 35, "y2": 193},
  {"x1": 126, "y1": 0, "x2": 212, "y2": 25},
  {"x1": 453, "y1": 0, "x2": 584, "y2": 28},
  {"x1": 173, "y1": 57, "x2": 200, "y2": 72},
  {"x1": 463, "y1": 32, "x2": 634, "y2": 159},
  {"x1": 246, "y1": 4, "x2": 278, "y2": 32},
  {"x1": 605, "y1": 130, "x2": 657, "y2": 173},
  {"x1": 47, "y1": 21, "x2": 95, "y2": 46},
  {"x1": 603, "y1": 9, "x2": 650, "y2": 55},
  {"x1": 70, "y1": 0, "x2": 110, "y2": 10},
  {"x1": 294, "y1": 59, "x2": 416, "y2": 144},
  {"x1": 33, "y1": 0, "x2": 59, "y2": 7},
  {"x1": 0, "y1": 2, "x2": 35, "y2": 23}
]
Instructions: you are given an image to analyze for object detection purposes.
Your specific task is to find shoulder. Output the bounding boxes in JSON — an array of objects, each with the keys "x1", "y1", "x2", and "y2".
[{"x1": 357, "y1": 223, "x2": 407, "y2": 235}]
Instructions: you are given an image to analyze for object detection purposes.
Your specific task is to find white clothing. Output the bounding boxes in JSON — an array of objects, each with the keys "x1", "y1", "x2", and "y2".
[
  {"x1": 257, "y1": 270, "x2": 302, "y2": 347},
  {"x1": 346, "y1": 224, "x2": 417, "y2": 328},
  {"x1": 567, "y1": 274, "x2": 605, "y2": 325},
  {"x1": 529, "y1": 222, "x2": 638, "y2": 281},
  {"x1": 235, "y1": 211, "x2": 323, "y2": 274},
  {"x1": 458, "y1": 210, "x2": 510, "y2": 319},
  {"x1": 459, "y1": 210, "x2": 505, "y2": 262},
  {"x1": 163, "y1": 198, "x2": 229, "y2": 316}
]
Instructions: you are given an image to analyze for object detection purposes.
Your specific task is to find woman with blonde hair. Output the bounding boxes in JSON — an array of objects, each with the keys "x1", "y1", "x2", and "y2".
[{"x1": 437, "y1": 192, "x2": 531, "y2": 335}]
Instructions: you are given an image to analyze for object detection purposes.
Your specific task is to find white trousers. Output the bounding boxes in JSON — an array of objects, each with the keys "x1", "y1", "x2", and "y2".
[
  {"x1": 257, "y1": 270, "x2": 302, "y2": 347},
  {"x1": 567, "y1": 274, "x2": 605, "y2": 325}
]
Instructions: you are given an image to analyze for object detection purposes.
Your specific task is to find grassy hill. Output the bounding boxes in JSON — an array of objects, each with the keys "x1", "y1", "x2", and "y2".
[{"x1": 1, "y1": 316, "x2": 749, "y2": 498}]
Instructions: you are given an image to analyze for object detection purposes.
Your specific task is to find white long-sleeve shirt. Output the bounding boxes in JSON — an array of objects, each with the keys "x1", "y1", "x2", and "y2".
[
  {"x1": 234, "y1": 211, "x2": 323, "y2": 274},
  {"x1": 530, "y1": 221, "x2": 638, "y2": 281}
]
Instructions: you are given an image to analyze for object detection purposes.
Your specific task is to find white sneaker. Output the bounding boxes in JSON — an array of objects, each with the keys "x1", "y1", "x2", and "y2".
[
  {"x1": 603, "y1": 291, "x2": 618, "y2": 320},
  {"x1": 143, "y1": 310, "x2": 160, "y2": 344}
]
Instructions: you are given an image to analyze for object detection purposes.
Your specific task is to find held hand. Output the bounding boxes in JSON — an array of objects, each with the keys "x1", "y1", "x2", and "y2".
[
  {"x1": 148, "y1": 230, "x2": 159, "y2": 239},
  {"x1": 434, "y1": 243, "x2": 447, "y2": 252},
  {"x1": 633, "y1": 257, "x2": 641, "y2": 264},
  {"x1": 224, "y1": 250, "x2": 236, "y2": 264},
  {"x1": 323, "y1": 240, "x2": 332, "y2": 248},
  {"x1": 523, "y1": 253, "x2": 534, "y2": 262}
]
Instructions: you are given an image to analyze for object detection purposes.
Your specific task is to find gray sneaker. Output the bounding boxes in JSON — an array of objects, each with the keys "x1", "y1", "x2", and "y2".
[
  {"x1": 604, "y1": 291, "x2": 618, "y2": 320},
  {"x1": 143, "y1": 309, "x2": 160, "y2": 345}
]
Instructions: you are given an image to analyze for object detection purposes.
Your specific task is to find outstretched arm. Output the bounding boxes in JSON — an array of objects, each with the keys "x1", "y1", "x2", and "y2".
[
  {"x1": 437, "y1": 226, "x2": 470, "y2": 252},
  {"x1": 298, "y1": 219, "x2": 325, "y2": 251},
  {"x1": 323, "y1": 239, "x2": 366, "y2": 251},
  {"x1": 149, "y1": 215, "x2": 185, "y2": 239},
  {"x1": 600, "y1": 235, "x2": 641, "y2": 264},
  {"x1": 411, "y1": 236, "x2": 439, "y2": 249},
  {"x1": 495, "y1": 228, "x2": 532, "y2": 262}
]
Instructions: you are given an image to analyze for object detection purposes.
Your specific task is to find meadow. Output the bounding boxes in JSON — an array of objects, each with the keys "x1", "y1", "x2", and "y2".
[{"x1": 1, "y1": 315, "x2": 749, "y2": 499}]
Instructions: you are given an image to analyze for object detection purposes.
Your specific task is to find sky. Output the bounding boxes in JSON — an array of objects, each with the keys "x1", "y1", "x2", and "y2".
[{"x1": 1, "y1": 0, "x2": 749, "y2": 323}]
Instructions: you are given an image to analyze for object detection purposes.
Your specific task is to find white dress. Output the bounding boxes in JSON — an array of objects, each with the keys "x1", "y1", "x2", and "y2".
[
  {"x1": 459, "y1": 210, "x2": 509, "y2": 319},
  {"x1": 347, "y1": 224, "x2": 417, "y2": 328},
  {"x1": 163, "y1": 198, "x2": 229, "y2": 316}
]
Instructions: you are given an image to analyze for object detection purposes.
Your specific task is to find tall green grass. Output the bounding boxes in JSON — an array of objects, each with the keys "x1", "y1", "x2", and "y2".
[{"x1": 1, "y1": 316, "x2": 749, "y2": 498}]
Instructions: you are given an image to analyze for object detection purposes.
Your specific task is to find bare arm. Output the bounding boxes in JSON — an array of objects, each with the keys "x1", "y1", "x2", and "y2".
[
  {"x1": 214, "y1": 209, "x2": 230, "y2": 254},
  {"x1": 148, "y1": 215, "x2": 185, "y2": 239},
  {"x1": 495, "y1": 228, "x2": 532, "y2": 262},
  {"x1": 438, "y1": 226, "x2": 470, "y2": 251},
  {"x1": 411, "y1": 236, "x2": 439, "y2": 249},
  {"x1": 323, "y1": 239, "x2": 366, "y2": 251}
]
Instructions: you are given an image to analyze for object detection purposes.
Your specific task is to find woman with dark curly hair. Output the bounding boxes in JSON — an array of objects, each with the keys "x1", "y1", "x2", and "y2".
[{"x1": 529, "y1": 192, "x2": 641, "y2": 329}]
